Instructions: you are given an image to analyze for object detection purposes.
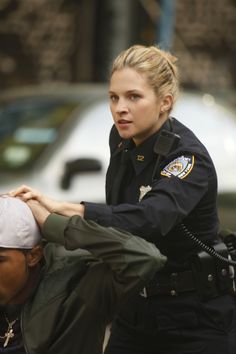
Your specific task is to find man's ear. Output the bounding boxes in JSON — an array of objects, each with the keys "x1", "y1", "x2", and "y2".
[{"x1": 26, "y1": 245, "x2": 44, "y2": 267}]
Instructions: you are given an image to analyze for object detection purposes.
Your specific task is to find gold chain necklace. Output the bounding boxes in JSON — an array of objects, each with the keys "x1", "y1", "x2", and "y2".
[{"x1": 0, "y1": 314, "x2": 18, "y2": 347}]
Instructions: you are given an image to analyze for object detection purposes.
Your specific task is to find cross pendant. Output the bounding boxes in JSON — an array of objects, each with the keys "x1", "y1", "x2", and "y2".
[{"x1": 3, "y1": 328, "x2": 14, "y2": 347}]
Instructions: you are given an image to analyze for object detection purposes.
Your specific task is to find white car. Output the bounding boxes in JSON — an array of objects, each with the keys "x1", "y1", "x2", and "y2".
[
  {"x1": 0, "y1": 84, "x2": 112, "y2": 203},
  {"x1": 172, "y1": 91, "x2": 236, "y2": 230},
  {"x1": 0, "y1": 85, "x2": 235, "y2": 229}
]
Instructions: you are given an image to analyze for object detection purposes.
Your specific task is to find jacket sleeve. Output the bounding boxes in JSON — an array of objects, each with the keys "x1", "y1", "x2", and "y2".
[
  {"x1": 42, "y1": 213, "x2": 166, "y2": 277},
  {"x1": 42, "y1": 214, "x2": 166, "y2": 317}
]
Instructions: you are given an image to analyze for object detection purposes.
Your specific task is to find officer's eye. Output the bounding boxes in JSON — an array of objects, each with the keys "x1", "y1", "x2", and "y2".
[
  {"x1": 129, "y1": 94, "x2": 140, "y2": 101},
  {"x1": 109, "y1": 94, "x2": 118, "y2": 102}
]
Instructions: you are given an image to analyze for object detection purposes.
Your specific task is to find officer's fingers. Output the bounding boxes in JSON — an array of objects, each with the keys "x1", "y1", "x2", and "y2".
[
  {"x1": 8, "y1": 184, "x2": 36, "y2": 197},
  {"x1": 8, "y1": 188, "x2": 22, "y2": 197},
  {"x1": 19, "y1": 191, "x2": 39, "y2": 202}
]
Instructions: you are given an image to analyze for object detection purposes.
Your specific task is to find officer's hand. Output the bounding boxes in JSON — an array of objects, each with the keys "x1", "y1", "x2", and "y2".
[{"x1": 8, "y1": 184, "x2": 60, "y2": 213}]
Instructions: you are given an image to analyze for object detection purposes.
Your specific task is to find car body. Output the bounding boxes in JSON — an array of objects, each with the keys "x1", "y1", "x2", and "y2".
[
  {"x1": 0, "y1": 84, "x2": 235, "y2": 229},
  {"x1": 172, "y1": 91, "x2": 236, "y2": 230},
  {"x1": 0, "y1": 84, "x2": 112, "y2": 203}
]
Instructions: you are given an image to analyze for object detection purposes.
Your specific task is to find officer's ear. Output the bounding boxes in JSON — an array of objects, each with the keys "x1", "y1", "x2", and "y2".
[
  {"x1": 25, "y1": 245, "x2": 44, "y2": 267},
  {"x1": 160, "y1": 94, "x2": 173, "y2": 113}
]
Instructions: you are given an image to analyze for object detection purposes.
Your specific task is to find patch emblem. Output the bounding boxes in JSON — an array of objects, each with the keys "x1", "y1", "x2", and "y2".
[
  {"x1": 161, "y1": 155, "x2": 194, "y2": 179},
  {"x1": 139, "y1": 185, "x2": 152, "y2": 202}
]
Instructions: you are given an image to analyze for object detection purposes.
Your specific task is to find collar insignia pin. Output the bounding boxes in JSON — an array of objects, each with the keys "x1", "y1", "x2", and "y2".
[{"x1": 137, "y1": 155, "x2": 144, "y2": 161}]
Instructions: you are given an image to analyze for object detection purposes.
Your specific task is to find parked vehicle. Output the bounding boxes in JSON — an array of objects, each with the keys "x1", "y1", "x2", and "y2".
[
  {"x1": 172, "y1": 91, "x2": 236, "y2": 230},
  {"x1": 0, "y1": 84, "x2": 112, "y2": 202},
  {"x1": 0, "y1": 84, "x2": 235, "y2": 229}
]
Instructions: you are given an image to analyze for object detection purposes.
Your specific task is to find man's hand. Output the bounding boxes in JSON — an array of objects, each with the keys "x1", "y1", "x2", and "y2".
[{"x1": 27, "y1": 199, "x2": 50, "y2": 228}]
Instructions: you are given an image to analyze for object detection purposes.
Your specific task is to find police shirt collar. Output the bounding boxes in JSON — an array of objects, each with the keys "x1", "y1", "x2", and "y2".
[
  {"x1": 130, "y1": 120, "x2": 172, "y2": 175},
  {"x1": 113, "y1": 120, "x2": 171, "y2": 175},
  {"x1": 128, "y1": 132, "x2": 157, "y2": 175}
]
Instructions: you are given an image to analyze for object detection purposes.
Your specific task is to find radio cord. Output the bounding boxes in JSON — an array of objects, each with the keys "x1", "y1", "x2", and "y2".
[{"x1": 179, "y1": 223, "x2": 236, "y2": 266}]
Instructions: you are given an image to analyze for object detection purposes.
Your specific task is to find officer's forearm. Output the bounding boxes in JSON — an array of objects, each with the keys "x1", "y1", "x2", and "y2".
[{"x1": 53, "y1": 201, "x2": 85, "y2": 218}]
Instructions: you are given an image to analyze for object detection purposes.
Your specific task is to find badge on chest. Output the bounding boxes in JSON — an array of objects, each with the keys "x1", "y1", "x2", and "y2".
[{"x1": 139, "y1": 185, "x2": 152, "y2": 202}]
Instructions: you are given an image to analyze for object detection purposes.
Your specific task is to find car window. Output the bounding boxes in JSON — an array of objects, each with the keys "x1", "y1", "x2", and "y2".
[{"x1": 0, "y1": 98, "x2": 79, "y2": 171}]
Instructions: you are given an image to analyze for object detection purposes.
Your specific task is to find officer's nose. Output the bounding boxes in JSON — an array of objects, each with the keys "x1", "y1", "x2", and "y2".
[{"x1": 116, "y1": 99, "x2": 129, "y2": 115}]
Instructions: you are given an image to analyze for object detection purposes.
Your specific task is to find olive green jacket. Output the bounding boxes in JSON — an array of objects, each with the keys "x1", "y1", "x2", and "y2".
[{"x1": 22, "y1": 214, "x2": 166, "y2": 354}]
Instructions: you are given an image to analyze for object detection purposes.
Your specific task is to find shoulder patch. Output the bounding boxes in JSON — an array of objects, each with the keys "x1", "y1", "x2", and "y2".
[{"x1": 161, "y1": 155, "x2": 195, "y2": 179}]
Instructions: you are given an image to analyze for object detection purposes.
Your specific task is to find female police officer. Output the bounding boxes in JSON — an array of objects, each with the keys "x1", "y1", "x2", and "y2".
[{"x1": 10, "y1": 45, "x2": 236, "y2": 354}]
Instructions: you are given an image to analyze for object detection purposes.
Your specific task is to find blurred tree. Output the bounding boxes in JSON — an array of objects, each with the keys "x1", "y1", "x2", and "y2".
[
  {"x1": 0, "y1": 0, "x2": 91, "y2": 87},
  {"x1": 174, "y1": 0, "x2": 236, "y2": 96},
  {"x1": 0, "y1": 0, "x2": 236, "y2": 99}
]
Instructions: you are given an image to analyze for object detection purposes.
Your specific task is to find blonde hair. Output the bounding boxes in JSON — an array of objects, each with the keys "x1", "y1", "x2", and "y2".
[{"x1": 110, "y1": 44, "x2": 179, "y2": 107}]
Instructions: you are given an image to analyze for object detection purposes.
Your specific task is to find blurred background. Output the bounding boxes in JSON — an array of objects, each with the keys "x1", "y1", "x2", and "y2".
[
  {"x1": 0, "y1": 0, "x2": 236, "y2": 230},
  {"x1": 1, "y1": 0, "x2": 236, "y2": 97}
]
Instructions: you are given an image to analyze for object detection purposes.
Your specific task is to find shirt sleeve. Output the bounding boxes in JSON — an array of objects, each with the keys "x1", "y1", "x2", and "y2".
[{"x1": 83, "y1": 154, "x2": 211, "y2": 240}]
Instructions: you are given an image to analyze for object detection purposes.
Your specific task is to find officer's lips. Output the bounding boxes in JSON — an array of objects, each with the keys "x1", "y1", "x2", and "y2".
[{"x1": 117, "y1": 119, "x2": 132, "y2": 127}]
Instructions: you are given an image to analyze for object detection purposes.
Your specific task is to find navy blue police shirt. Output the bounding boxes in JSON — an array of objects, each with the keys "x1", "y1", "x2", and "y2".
[{"x1": 83, "y1": 118, "x2": 219, "y2": 272}]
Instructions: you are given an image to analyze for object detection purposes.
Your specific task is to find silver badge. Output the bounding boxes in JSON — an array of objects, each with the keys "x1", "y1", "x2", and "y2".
[{"x1": 139, "y1": 185, "x2": 152, "y2": 202}]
